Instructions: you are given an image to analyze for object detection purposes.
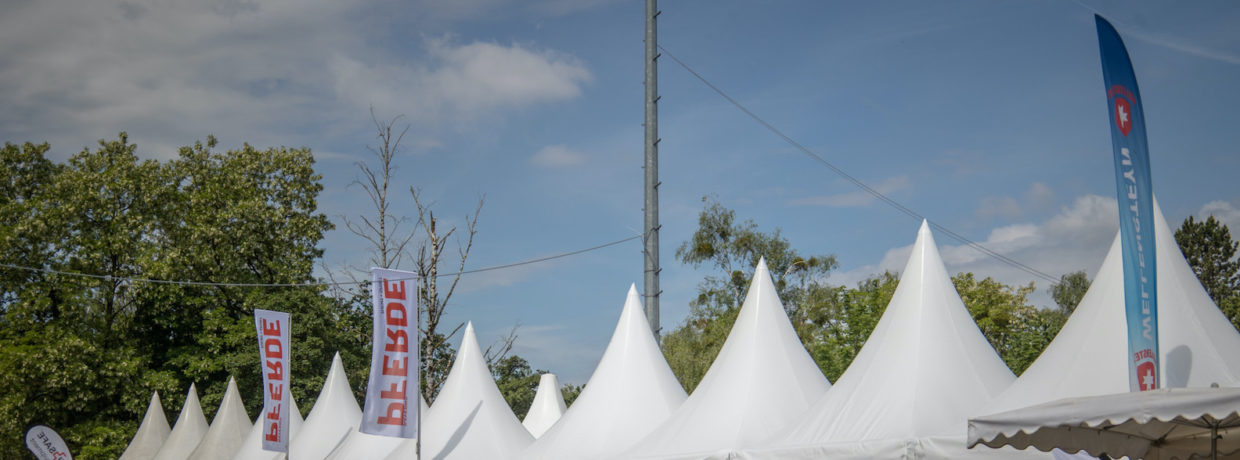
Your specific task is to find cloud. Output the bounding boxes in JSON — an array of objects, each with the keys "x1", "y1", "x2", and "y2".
[
  {"x1": 789, "y1": 175, "x2": 909, "y2": 207},
  {"x1": 530, "y1": 144, "x2": 586, "y2": 167},
  {"x1": 835, "y1": 194, "x2": 1120, "y2": 307},
  {"x1": 0, "y1": 0, "x2": 591, "y2": 158},
  {"x1": 1198, "y1": 200, "x2": 1240, "y2": 234},
  {"x1": 974, "y1": 182, "x2": 1057, "y2": 221}
]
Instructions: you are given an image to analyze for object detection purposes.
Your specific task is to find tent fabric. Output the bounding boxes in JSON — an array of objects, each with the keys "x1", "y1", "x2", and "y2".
[
  {"x1": 386, "y1": 322, "x2": 533, "y2": 460},
  {"x1": 231, "y1": 390, "x2": 305, "y2": 460},
  {"x1": 188, "y1": 377, "x2": 252, "y2": 460},
  {"x1": 120, "y1": 391, "x2": 172, "y2": 460},
  {"x1": 518, "y1": 285, "x2": 687, "y2": 460},
  {"x1": 152, "y1": 383, "x2": 210, "y2": 460},
  {"x1": 745, "y1": 221, "x2": 1029, "y2": 459},
  {"x1": 980, "y1": 200, "x2": 1240, "y2": 418},
  {"x1": 736, "y1": 436, "x2": 1048, "y2": 460},
  {"x1": 286, "y1": 352, "x2": 363, "y2": 460},
  {"x1": 521, "y1": 373, "x2": 567, "y2": 438},
  {"x1": 623, "y1": 259, "x2": 830, "y2": 459},
  {"x1": 324, "y1": 397, "x2": 428, "y2": 460},
  {"x1": 968, "y1": 387, "x2": 1240, "y2": 460}
]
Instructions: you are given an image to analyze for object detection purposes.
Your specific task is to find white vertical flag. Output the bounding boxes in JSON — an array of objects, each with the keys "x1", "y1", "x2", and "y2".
[
  {"x1": 361, "y1": 268, "x2": 420, "y2": 438},
  {"x1": 254, "y1": 309, "x2": 291, "y2": 452}
]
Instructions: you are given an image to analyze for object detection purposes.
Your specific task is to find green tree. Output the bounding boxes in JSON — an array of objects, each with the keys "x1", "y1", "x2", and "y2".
[
  {"x1": 952, "y1": 273, "x2": 1065, "y2": 375},
  {"x1": 1050, "y1": 270, "x2": 1091, "y2": 314},
  {"x1": 490, "y1": 355, "x2": 543, "y2": 419},
  {"x1": 1175, "y1": 215, "x2": 1240, "y2": 305},
  {"x1": 802, "y1": 273, "x2": 898, "y2": 382}
]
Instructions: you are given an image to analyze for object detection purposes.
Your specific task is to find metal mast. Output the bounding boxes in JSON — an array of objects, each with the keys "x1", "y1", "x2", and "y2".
[{"x1": 643, "y1": 0, "x2": 661, "y2": 338}]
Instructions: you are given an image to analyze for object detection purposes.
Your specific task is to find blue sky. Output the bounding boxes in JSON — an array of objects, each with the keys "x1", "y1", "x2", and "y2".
[{"x1": 2, "y1": 0, "x2": 1238, "y2": 385}]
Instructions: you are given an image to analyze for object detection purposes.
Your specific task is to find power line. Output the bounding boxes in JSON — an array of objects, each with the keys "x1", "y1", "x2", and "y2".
[
  {"x1": 657, "y1": 45, "x2": 1062, "y2": 285},
  {"x1": 0, "y1": 235, "x2": 641, "y2": 288}
]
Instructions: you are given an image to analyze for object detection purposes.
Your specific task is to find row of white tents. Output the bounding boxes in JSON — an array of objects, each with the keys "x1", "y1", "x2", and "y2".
[{"x1": 117, "y1": 202, "x2": 1240, "y2": 459}]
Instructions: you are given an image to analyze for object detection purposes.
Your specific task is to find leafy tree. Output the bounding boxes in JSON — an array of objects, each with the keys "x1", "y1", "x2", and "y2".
[
  {"x1": 560, "y1": 383, "x2": 583, "y2": 407},
  {"x1": 952, "y1": 273, "x2": 1065, "y2": 375},
  {"x1": 1175, "y1": 215, "x2": 1240, "y2": 305},
  {"x1": 490, "y1": 355, "x2": 544, "y2": 419},
  {"x1": 801, "y1": 273, "x2": 898, "y2": 382},
  {"x1": 1050, "y1": 270, "x2": 1091, "y2": 314}
]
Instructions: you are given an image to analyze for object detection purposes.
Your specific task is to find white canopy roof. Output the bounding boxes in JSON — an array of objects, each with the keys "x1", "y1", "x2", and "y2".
[
  {"x1": 970, "y1": 387, "x2": 1240, "y2": 460},
  {"x1": 324, "y1": 397, "x2": 428, "y2": 460},
  {"x1": 152, "y1": 383, "x2": 209, "y2": 460},
  {"x1": 287, "y1": 352, "x2": 362, "y2": 460},
  {"x1": 120, "y1": 391, "x2": 171, "y2": 460},
  {"x1": 521, "y1": 373, "x2": 567, "y2": 438},
  {"x1": 746, "y1": 221, "x2": 1043, "y2": 459},
  {"x1": 386, "y1": 322, "x2": 533, "y2": 460},
  {"x1": 518, "y1": 285, "x2": 687, "y2": 460},
  {"x1": 981, "y1": 200, "x2": 1240, "y2": 417},
  {"x1": 187, "y1": 377, "x2": 252, "y2": 460},
  {"x1": 231, "y1": 388, "x2": 305, "y2": 460},
  {"x1": 624, "y1": 259, "x2": 830, "y2": 459}
]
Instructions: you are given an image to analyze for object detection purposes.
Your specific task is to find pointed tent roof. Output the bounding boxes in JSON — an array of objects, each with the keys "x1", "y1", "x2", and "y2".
[
  {"x1": 747, "y1": 222, "x2": 1036, "y2": 459},
  {"x1": 324, "y1": 397, "x2": 429, "y2": 460},
  {"x1": 624, "y1": 259, "x2": 830, "y2": 459},
  {"x1": 287, "y1": 352, "x2": 363, "y2": 460},
  {"x1": 518, "y1": 285, "x2": 687, "y2": 460},
  {"x1": 982, "y1": 200, "x2": 1240, "y2": 416},
  {"x1": 151, "y1": 384, "x2": 209, "y2": 460},
  {"x1": 387, "y1": 322, "x2": 533, "y2": 460},
  {"x1": 186, "y1": 377, "x2": 252, "y2": 460},
  {"x1": 231, "y1": 389, "x2": 305, "y2": 460},
  {"x1": 119, "y1": 391, "x2": 171, "y2": 460},
  {"x1": 521, "y1": 373, "x2": 567, "y2": 438}
]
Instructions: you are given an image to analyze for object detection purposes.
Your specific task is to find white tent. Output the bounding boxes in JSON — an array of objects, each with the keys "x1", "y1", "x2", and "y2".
[
  {"x1": 623, "y1": 259, "x2": 830, "y2": 459},
  {"x1": 521, "y1": 373, "x2": 567, "y2": 438},
  {"x1": 286, "y1": 352, "x2": 362, "y2": 460},
  {"x1": 970, "y1": 387, "x2": 1240, "y2": 459},
  {"x1": 188, "y1": 377, "x2": 252, "y2": 460},
  {"x1": 979, "y1": 200, "x2": 1240, "y2": 419},
  {"x1": 518, "y1": 285, "x2": 688, "y2": 460},
  {"x1": 230, "y1": 390, "x2": 305, "y2": 460},
  {"x1": 323, "y1": 397, "x2": 429, "y2": 460},
  {"x1": 152, "y1": 384, "x2": 210, "y2": 460},
  {"x1": 744, "y1": 221, "x2": 1043, "y2": 459},
  {"x1": 120, "y1": 391, "x2": 171, "y2": 460},
  {"x1": 386, "y1": 322, "x2": 533, "y2": 460}
]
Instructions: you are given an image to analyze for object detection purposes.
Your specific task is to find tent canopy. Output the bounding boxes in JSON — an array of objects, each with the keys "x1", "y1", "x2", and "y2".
[
  {"x1": 521, "y1": 373, "x2": 567, "y2": 438},
  {"x1": 287, "y1": 352, "x2": 362, "y2": 460}
]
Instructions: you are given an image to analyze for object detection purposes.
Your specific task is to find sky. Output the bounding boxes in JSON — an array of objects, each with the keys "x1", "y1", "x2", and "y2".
[{"x1": 3, "y1": 0, "x2": 1239, "y2": 386}]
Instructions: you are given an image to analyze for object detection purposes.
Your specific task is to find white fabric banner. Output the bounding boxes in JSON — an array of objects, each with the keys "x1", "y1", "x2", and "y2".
[
  {"x1": 361, "y1": 268, "x2": 420, "y2": 438},
  {"x1": 254, "y1": 308, "x2": 291, "y2": 452},
  {"x1": 25, "y1": 425, "x2": 72, "y2": 460}
]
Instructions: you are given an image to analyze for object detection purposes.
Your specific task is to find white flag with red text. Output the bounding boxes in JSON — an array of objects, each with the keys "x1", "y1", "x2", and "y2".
[
  {"x1": 361, "y1": 268, "x2": 420, "y2": 438},
  {"x1": 254, "y1": 309, "x2": 290, "y2": 452}
]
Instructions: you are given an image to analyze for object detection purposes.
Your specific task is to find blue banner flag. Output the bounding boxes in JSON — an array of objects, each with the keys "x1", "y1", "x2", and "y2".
[{"x1": 1095, "y1": 15, "x2": 1159, "y2": 392}]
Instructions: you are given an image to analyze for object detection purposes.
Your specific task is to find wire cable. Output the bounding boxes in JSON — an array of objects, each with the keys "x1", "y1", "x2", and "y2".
[
  {"x1": 0, "y1": 235, "x2": 642, "y2": 288},
  {"x1": 658, "y1": 45, "x2": 1062, "y2": 284}
]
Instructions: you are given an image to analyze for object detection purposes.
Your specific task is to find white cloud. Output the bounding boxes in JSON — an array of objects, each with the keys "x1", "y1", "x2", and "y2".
[
  {"x1": 789, "y1": 175, "x2": 909, "y2": 207},
  {"x1": 974, "y1": 182, "x2": 1057, "y2": 221},
  {"x1": 530, "y1": 144, "x2": 586, "y2": 167},
  {"x1": 835, "y1": 194, "x2": 1120, "y2": 308},
  {"x1": 0, "y1": 0, "x2": 591, "y2": 158},
  {"x1": 1199, "y1": 200, "x2": 1240, "y2": 234}
]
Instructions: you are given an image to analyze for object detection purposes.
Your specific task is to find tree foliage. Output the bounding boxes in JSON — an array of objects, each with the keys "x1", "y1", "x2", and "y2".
[
  {"x1": 1050, "y1": 270, "x2": 1091, "y2": 314},
  {"x1": 1176, "y1": 215, "x2": 1240, "y2": 305},
  {"x1": 0, "y1": 135, "x2": 370, "y2": 458}
]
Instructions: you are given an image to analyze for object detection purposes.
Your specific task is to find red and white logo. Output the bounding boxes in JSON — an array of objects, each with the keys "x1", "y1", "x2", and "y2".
[
  {"x1": 1137, "y1": 359, "x2": 1157, "y2": 391},
  {"x1": 1114, "y1": 97, "x2": 1132, "y2": 136}
]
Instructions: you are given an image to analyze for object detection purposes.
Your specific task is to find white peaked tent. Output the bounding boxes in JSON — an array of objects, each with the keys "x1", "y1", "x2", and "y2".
[
  {"x1": 623, "y1": 259, "x2": 831, "y2": 459},
  {"x1": 323, "y1": 397, "x2": 429, "y2": 460},
  {"x1": 230, "y1": 390, "x2": 305, "y2": 460},
  {"x1": 744, "y1": 221, "x2": 1043, "y2": 460},
  {"x1": 386, "y1": 322, "x2": 534, "y2": 460},
  {"x1": 519, "y1": 285, "x2": 688, "y2": 460},
  {"x1": 188, "y1": 377, "x2": 252, "y2": 460},
  {"x1": 120, "y1": 391, "x2": 172, "y2": 460},
  {"x1": 286, "y1": 352, "x2": 363, "y2": 460},
  {"x1": 521, "y1": 373, "x2": 567, "y2": 438},
  {"x1": 979, "y1": 200, "x2": 1240, "y2": 421},
  {"x1": 152, "y1": 384, "x2": 210, "y2": 460}
]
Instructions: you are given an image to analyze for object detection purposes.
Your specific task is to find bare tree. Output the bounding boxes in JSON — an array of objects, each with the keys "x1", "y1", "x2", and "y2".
[{"x1": 346, "y1": 108, "x2": 417, "y2": 270}]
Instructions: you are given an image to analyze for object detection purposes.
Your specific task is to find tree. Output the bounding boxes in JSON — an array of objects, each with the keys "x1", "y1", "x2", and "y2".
[
  {"x1": 490, "y1": 355, "x2": 544, "y2": 419},
  {"x1": 1050, "y1": 270, "x2": 1091, "y2": 314},
  {"x1": 344, "y1": 110, "x2": 416, "y2": 270},
  {"x1": 1175, "y1": 215, "x2": 1240, "y2": 305},
  {"x1": 801, "y1": 273, "x2": 898, "y2": 382},
  {"x1": 952, "y1": 273, "x2": 1065, "y2": 375}
]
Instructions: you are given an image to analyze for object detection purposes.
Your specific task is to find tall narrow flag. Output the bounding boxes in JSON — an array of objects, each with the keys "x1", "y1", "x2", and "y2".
[
  {"x1": 254, "y1": 309, "x2": 291, "y2": 451},
  {"x1": 361, "y1": 268, "x2": 420, "y2": 438},
  {"x1": 1096, "y1": 15, "x2": 1159, "y2": 392}
]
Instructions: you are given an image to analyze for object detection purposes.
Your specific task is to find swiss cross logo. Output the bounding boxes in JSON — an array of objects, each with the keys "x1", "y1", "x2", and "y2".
[
  {"x1": 1114, "y1": 97, "x2": 1132, "y2": 136},
  {"x1": 1137, "y1": 360, "x2": 1157, "y2": 391}
]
